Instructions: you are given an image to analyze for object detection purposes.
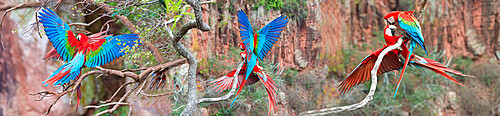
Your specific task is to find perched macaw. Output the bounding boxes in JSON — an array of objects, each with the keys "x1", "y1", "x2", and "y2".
[
  {"x1": 236, "y1": 10, "x2": 287, "y2": 106},
  {"x1": 384, "y1": 11, "x2": 427, "y2": 97},
  {"x1": 39, "y1": 7, "x2": 140, "y2": 108},
  {"x1": 338, "y1": 24, "x2": 473, "y2": 93},
  {"x1": 210, "y1": 43, "x2": 278, "y2": 115}
]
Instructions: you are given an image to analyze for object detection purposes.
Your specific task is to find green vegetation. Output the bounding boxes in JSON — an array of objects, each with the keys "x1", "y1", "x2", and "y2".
[
  {"x1": 258, "y1": 0, "x2": 284, "y2": 10},
  {"x1": 94, "y1": 105, "x2": 129, "y2": 116}
]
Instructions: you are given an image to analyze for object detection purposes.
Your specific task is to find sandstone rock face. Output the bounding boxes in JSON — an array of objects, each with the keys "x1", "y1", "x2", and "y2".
[
  {"x1": 0, "y1": 2, "x2": 75, "y2": 115},
  {"x1": 1, "y1": 0, "x2": 499, "y2": 115},
  {"x1": 195, "y1": 0, "x2": 499, "y2": 71}
]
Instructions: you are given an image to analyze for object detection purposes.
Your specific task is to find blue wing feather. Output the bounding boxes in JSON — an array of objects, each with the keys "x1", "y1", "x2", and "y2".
[
  {"x1": 256, "y1": 15, "x2": 288, "y2": 60},
  {"x1": 398, "y1": 13, "x2": 427, "y2": 55},
  {"x1": 84, "y1": 34, "x2": 140, "y2": 68},
  {"x1": 237, "y1": 10, "x2": 255, "y2": 61},
  {"x1": 38, "y1": 7, "x2": 76, "y2": 62}
]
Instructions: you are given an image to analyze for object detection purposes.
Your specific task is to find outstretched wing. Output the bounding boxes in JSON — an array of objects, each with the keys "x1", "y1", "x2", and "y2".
[
  {"x1": 398, "y1": 11, "x2": 427, "y2": 54},
  {"x1": 38, "y1": 7, "x2": 78, "y2": 62},
  {"x1": 210, "y1": 69, "x2": 260, "y2": 92},
  {"x1": 338, "y1": 50, "x2": 403, "y2": 93},
  {"x1": 84, "y1": 34, "x2": 140, "y2": 68},
  {"x1": 43, "y1": 31, "x2": 111, "y2": 60},
  {"x1": 256, "y1": 15, "x2": 288, "y2": 60},
  {"x1": 237, "y1": 10, "x2": 255, "y2": 60}
]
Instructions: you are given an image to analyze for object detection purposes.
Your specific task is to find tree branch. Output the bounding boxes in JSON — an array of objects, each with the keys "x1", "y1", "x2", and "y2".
[
  {"x1": 31, "y1": 59, "x2": 186, "y2": 114},
  {"x1": 0, "y1": 2, "x2": 42, "y2": 11},
  {"x1": 169, "y1": 0, "x2": 210, "y2": 115}
]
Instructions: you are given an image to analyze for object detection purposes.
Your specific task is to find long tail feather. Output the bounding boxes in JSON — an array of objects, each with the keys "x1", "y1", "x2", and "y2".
[
  {"x1": 412, "y1": 55, "x2": 469, "y2": 85},
  {"x1": 76, "y1": 83, "x2": 82, "y2": 110},
  {"x1": 394, "y1": 51, "x2": 411, "y2": 98},
  {"x1": 43, "y1": 53, "x2": 85, "y2": 86},
  {"x1": 257, "y1": 73, "x2": 277, "y2": 115},
  {"x1": 230, "y1": 79, "x2": 248, "y2": 106}
]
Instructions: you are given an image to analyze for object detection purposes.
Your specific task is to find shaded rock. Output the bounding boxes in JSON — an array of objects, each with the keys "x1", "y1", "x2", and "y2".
[{"x1": 294, "y1": 49, "x2": 308, "y2": 68}]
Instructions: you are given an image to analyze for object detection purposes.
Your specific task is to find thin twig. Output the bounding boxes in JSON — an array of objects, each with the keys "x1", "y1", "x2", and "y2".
[
  {"x1": 141, "y1": 92, "x2": 174, "y2": 97},
  {"x1": 100, "y1": 81, "x2": 136, "y2": 103}
]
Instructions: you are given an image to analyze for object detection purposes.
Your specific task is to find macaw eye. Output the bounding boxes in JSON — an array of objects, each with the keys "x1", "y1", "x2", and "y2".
[
  {"x1": 77, "y1": 35, "x2": 81, "y2": 40},
  {"x1": 387, "y1": 17, "x2": 396, "y2": 24}
]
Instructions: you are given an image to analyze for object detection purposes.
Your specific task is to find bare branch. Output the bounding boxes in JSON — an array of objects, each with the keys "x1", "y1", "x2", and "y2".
[
  {"x1": 84, "y1": 102, "x2": 129, "y2": 109},
  {"x1": 91, "y1": 82, "x2": 139, "y2": 116},
  {"x1": 141, "y1": 92, "x2": 174, "y2": 97},
  {"x1": 68, "y1": 12, "x2": 112, "y2": 26},
  {"x1": 167, "y1": 0, "x2": 211, "y2": 115},
  {"x1": 100, "y1": 81, "x2": 136, "y2": 103},
  {"x1": 31, "y1": 58, "x2": 186, "y2": 114},
  {"x1": 0, "y1": 2, "x2": 42, "y2": 11},
  {"x1": 137, "y1": 59, "x2": 187, "y2": 78}
]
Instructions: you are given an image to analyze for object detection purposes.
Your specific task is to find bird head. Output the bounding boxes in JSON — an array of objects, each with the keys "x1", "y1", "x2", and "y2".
[
  {"x1": 384, "y1": 11, "x2": 401, "y2": 24},
  {"x1": 384, "y1": 25, "x2": 398, "y2": 37},
  {"x1": 239, "y1": 43, "x2": 245, "y2": 51},
  {"x1": 383, "y1": 24, "x2": 402, "y2": 45},
  {"x1": 77, "y1": 33, "x2": 89, "y2": 42}
]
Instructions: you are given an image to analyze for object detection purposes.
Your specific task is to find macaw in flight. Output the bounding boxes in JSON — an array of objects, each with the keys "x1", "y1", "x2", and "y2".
[
  {"x1": 338, "y1": 24, "x2": 473, "y2": 93},
  {"x1": 38, "y1": 7, "x2": 140, "y2": 108},
  {"x1": 236, "y1": 10, "x2": 287, "y2": 107},
  {"x1": 384, "y1": 11, "x2": 428, "y2": 97},
  {"x1": 210, "y1": 43, "x2": 278, "y2": 115}
]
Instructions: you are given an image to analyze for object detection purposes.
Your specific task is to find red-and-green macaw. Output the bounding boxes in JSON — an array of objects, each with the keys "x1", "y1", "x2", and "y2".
[
  {"x1": 43, "y1": 30, "x2": 112, "y2": 60},
  {"x1": 210, "y1": 43, "x2": 278, "y2": 115},
  {"x1": 384, "y1": 11, "x2": 427, "y2": 97},
  {"x1": 38, "y1": 7, "x2": 140, "y2": 108},
  {"x1": 236, "y1": 10, "x2": 287, "y2": 106},
  {"x1": 338, "y1": 24, "x2": 473, "y2": 93}
]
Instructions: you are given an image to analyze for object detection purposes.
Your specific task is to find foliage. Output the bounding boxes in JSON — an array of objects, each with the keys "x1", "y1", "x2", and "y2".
[
  {"x1": 94, "y1": 105, "x2": 129, "y2": 116},
  {"x1": 211, "y1": 107, "x2": 234, "y2": 116},
  {"x1": 258, "y1": 0, "x2": 284, "y2": 10},
  {"x1": 280, "y1": 0, "x2": 308, "y2": 21}
]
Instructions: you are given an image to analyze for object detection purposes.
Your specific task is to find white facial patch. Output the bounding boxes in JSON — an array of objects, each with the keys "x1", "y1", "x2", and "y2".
[
  {"x1": 388, "y1": 25, "x2": 397, "y2": 29},
  {"x1": 385, "y1": 27, "x2": 393, "y2": 36},
  {"x1": 387, "y1": 17, "x2": 396, "y2": 23},
  {"x1": 385, "y1": 25, "x2": 397, "y2": 36}
]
